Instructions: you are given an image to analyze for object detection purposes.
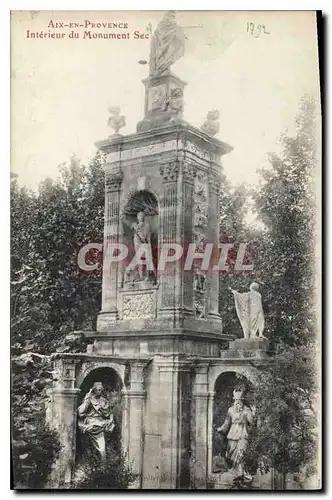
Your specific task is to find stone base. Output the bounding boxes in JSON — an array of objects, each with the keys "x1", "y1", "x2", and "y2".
[
  {"x1": 85, "y1": 328, "x2": 231, "y2": 357},
  {"x1": 219, "y1": 337, "x2": 269, "y2": 360},
  {"x1": 229, "y1": 338, "x2": 268, "y2": 350}
]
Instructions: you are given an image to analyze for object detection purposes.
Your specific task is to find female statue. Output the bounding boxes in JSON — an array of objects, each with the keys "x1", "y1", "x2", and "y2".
[
  {"x1": 217, "y1": 384, "x2": 255, "y2": 479},
  {"x1": 77, "y1": 382, "x2": 115, "y2": 462}
]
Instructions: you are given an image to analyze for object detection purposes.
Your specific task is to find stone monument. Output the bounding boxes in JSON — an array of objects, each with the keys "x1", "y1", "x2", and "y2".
[{"x1": 49, "y1": 11, "x2": 272, "y2": 490}]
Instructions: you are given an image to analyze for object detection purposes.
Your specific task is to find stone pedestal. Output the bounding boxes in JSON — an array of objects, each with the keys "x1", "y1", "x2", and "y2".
[
  {"x1": 137, "y1": 72, "x2": 187, "y2": 133},
  {"x1": 220, "y1": 337, "x2": 269, "y2": 360}
]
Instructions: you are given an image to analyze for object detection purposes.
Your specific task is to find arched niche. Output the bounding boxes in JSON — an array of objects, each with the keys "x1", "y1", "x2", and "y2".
[
  {"x1": 212, "y1": 371, "x2": 254, "y2": 474},
  {"x1": 75, "y1": 366, "x2": 124, "y2": 465},
  {"x1": 121, "y1": 189, "x2": 159, "y2": 280}
]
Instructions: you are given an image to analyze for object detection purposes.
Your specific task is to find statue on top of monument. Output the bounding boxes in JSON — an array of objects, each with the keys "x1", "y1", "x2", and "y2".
[
  {"x1": 149, "y1": 11, "x2": 185, "y2": 76},
  {"x1": 229, "y1": 282, "x2": 267, "y2": 340}
]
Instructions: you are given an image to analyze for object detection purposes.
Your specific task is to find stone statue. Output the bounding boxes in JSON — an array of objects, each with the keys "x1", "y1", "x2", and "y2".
[
  {"x1": 217, "y1": 384, "x2": 255, "y2": 479},
  {"x1": 149, "y1": 11, "x2": 185, "y2": 76},
  {"x1": 201, "y1": 110, "x2": 220, "y2": 137},
  {"x1": 123, "y1": 212, "x2": 154, "y2": 281},
  {"x1": 107, "y1": 105, "x2": 126, "y2": 135},
  {"x1": 229, "y1": 282, "x2": 266, "y2": 339},
  {"x1": 77, "y1": 382, "x2": 115, "y2": 462}
]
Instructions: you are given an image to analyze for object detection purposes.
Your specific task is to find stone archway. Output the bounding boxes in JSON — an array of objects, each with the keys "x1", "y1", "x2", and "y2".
[{"x1": 75, "y1": 366, "x2": 124, "y2": 466}]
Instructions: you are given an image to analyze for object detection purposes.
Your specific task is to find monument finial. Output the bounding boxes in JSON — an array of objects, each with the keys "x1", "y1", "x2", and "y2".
[{"x1": 149, "y1": 11, "x2": 185, "y2": 77}]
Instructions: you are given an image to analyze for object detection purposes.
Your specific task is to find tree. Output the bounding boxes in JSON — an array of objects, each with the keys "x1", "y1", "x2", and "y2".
[
  {"x1": 11, "y1": 351, "x2": 60, "y2": 489},
  {"x1": 11, "y1": 152, "x2": 106, "y2": 488},
  {"x1": 243, "y1": 95, "x2": 320, "y2": 488},
  {"x1": 253, "y1": 95, "x2": 319, "y2": 347},
  {"x1": 244, "y1": 344, "x2": 319, "y2": 488}
]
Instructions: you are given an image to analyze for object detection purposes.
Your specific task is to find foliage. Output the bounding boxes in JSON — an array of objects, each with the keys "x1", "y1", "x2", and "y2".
[
  {"x1": 11, "y1": 351, "x2": 60, "y2": 489},
  {"x1": 244, "y1": 343, "x2": 318, "y2": 482},
  {"x1": 11, "y1": 152, "x2": 105, "y2": 354},
  {"x1": 72, "y1": 447, "x2": 136, "y2": 489},
  {"x1": 11, "y1": 152, "x2": 105, "y2": 488},
  {"x1": 241, "y1": 95, "x2": 320, "y2": 485}
]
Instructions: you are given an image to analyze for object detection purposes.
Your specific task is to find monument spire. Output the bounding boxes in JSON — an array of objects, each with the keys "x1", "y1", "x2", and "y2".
[{"x1": 137, "y1": 11, "x2": 186, "y2": 132}]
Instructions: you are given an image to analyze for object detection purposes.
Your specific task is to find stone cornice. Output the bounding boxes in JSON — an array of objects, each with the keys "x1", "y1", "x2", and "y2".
[
  {"x1": 52, "y1": 352, "x2": 152, "y2": 364},
  {"x1": 85, "y1": 328, "x2": 235, "y2": 341},
  {"x1": 95, "y1": 122, "x2": 233, "y2": 158}
]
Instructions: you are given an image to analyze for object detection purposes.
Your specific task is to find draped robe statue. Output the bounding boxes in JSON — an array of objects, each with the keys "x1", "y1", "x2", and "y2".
[
  {"x1": 149, "y1": 11, "x2": 185, "y2": 76},
  {"x1": 78, "y1": 382, "x2": 115, "y2": 462},
  {"x1": 230, "y1": 282, "x2": 266, "y2": 339},
  {"x1": 217, "y1": 385, "x2": 255, "y2": 479}
]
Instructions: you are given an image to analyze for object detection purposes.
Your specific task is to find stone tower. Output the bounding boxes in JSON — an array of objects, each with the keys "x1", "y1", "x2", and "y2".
[{"x1": 50, "y1": 12, "x2": 272, "y2": 490}]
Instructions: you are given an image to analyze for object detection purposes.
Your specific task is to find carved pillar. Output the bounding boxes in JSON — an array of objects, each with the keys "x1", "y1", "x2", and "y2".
[
  {"x1": 126, "y1": 361, "x2": 146, "y2": 489},
  {"x1": 156, "y1": 358, "x2": 192, "y2": 489},
  {"x1": 192, "y1": 363, "x2": 210, "y2": 489},
  {"x1": 51, "y1": 358, "x2": 80, "y2": 485},
  {"x1": 158, "y1": 161, "x2": 180, "y2": 322},
  {"x1": 100, "y1": 171, "x2": 123, "y2": 320},
  {"x1": 206, "y1": 175, "x2": 222, "y2": 324},
  {"x1": 182, "y1": 162, "x2": 196, "y2": 316}
]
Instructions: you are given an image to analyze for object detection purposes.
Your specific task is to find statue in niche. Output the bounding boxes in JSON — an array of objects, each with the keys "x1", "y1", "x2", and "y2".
[
  {"x1": 123, "y1": 212, "x2": 155, "y2": 282},
  {"x1": 217, "y1": 384, "x2": 255, "y2": 481},
  {"x1": 201, "y1": 109, "x2": 220, "y2": 137},
  {"x1": 149, "y1": 11, "x2": 185, "y2": 76},
  {"x1": 77, "y1": 382, "x2": 115, "y2": 462},
  {"x1": 229, "y1": 282, "x2": 266, "y2": 339}
]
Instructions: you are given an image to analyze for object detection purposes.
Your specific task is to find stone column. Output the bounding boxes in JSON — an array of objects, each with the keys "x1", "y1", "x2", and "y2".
[
  {"x1": 192, "y1": 363, "x2": 210, "y2": 489},
  {"x1": 98, "y1": 171, "x2": 123, "y2": 328},
  {"x1": 121, "y1": 388, "x2": 130, "y2": 460},
  {"x1": 207, "y1": 391, "x2": 215, "y2": 480},
  {"x1": 158, "y1": 161, "x2": 181, "y2": 322},
  {"x1": 156, "y1": 358, "x2": 192, "y2": 489},
  {"x1": 126, "y1": 361, "x2": 146, "y2": 489},
  {"x1": 50, "y1": 358, "x2": 80, "y2": 486},
  {"x1": 206, "y1": 175, "x2": 222, "y2": 325}
]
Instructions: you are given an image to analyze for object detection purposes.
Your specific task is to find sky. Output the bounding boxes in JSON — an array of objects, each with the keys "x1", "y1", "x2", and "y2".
[{"x1": 11, "y1": 10, "x2": 320, "y2": 190}]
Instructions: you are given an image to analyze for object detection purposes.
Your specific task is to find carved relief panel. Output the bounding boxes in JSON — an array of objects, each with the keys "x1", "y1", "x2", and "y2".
[{"x1": 193, "y1": 170, "x2": 209, "y2": 318}]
